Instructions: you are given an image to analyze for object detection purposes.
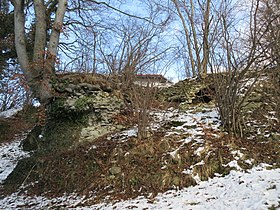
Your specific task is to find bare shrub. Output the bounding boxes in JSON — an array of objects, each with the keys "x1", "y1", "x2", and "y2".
[
  {"x1": 0, "y1": 67, "x2": 31, "y2": 112},
  {"x1": 271, "y1": 67, "x2": 280, "y2": 121},
  {"x1": 121, "y1": 73, "x2": 158, "y2": 140},
  {"x1": 212, "y1": 69, "x2": 259, "y2": 137},
  {"x1": 210, "y1": 0, "x2": 269, "y2": 137}
]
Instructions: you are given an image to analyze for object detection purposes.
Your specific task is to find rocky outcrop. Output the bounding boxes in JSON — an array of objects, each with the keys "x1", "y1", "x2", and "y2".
[
  {"x1": 157, "y1": 77, "x2": 215, "y2": 110},
  {"x1": 22, "y1": 74, "x2": 125, "y2": 150},
  {"x1": 52, "y1": 73, "x2": 125, "y2": 144}
]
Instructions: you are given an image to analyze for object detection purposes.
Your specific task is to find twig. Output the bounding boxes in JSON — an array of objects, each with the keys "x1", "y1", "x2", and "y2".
[{"x1": 21, "y1": 164, "x2": 36, "y2": 189}]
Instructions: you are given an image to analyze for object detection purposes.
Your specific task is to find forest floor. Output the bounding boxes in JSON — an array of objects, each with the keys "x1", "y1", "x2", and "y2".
[{"x1": 0, "y1": 102, "x2": 280, "y2": 209}]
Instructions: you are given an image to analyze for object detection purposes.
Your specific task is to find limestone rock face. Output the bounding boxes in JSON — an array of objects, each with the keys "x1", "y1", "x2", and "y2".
[
  {"x1": 157, "y1": 77, "x2": 215, "y2": 110},
  {"x1": 50, "y1": 73, "x2": 125, "y2": 145}
]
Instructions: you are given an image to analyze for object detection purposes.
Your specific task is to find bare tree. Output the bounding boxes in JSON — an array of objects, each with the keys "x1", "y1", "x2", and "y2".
[
  {"x1": 256, "y1": 0, "x2": 280, "y2": 120},
  {"x1": 96, "y1": 17, "x2": 170, "y2": 139},
  {"x1": 171, "y1": 0, "x2": 214, "y2": 78},
  {"x1": 11, "y1": 0, "x2": 67, "y2": 104},
  {"x1": 210, "y1": 0, "x2": 272, "y2": 136},
  {"x1": 11, "y1": 0, "x2": 149, "y2": 103},
  {"x1": 257, "y1": 0, "x2": 280, "y2": 66},
  {"x1": 97, "y1": 17, "x2": 170, "y2": 77}
]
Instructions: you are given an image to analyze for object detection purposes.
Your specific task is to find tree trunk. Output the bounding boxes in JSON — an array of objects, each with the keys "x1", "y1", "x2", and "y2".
[
  {"x1": 46, "y1": 0, "x2": 67, "y2": 73},
  {"x1": 33, "y1": 0, "x2": 47, "y2": 64},
  {"x1": 12, "y1": 0, "x2": 67, "y2": 105},
  {"x1": 188, "y1": 0, "x2": 201, "y2": 76},
  {"x1": 172, "y1": 0, "x2": 196, "y2": 76},
  {"x1": 12, "y1": 0, "x2": 31, "y2": 82},
  {"x1": 201, "y1": 0, "x2": 211, "y2": 78}
]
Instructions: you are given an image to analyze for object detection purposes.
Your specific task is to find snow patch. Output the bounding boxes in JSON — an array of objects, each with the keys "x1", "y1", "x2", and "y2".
[
  {"x1": 0, "y1": 140, "x2": 30, "y2": 184},
  {"x1": 2, "y1": 166, "x2": 278, "y2": 209},
  {"x1": 85, "y1": 166, "x2": 280, "y2": 210},
  {"x1": 0, "y1": 108, "x2": 22, "y2": 118}
]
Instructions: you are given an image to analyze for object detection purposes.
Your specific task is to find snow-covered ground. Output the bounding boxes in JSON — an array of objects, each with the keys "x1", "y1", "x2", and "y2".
[
  {"x1": 0, "y1": 108, "x2": 22, "y2": 118},
  {"x1": 0, "y1": 107, "x2": 279, "y2": 209},
  {"x1": 90, "y1": 166, "x2": 280, "y2": 210},
  {"x1": 1, "y1": 162, "x2": 279, "y2": 209},
  {"x1": 0, "y1": 140, "x2": 30, "y2": 184},
  {"x1": 0, "y1": 108, "x2": 30, "y2": 184}
]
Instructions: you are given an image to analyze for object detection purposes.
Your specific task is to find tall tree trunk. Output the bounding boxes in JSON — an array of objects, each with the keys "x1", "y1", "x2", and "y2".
[
  {"x1": 188, "y1": 0, "x2": 201, "y2": 76},
  {"x1": 172, "y1": 0, "x2": 213, "y2": 78},
  {"x1": 201, "y1": 0, "x2": 211, "y2": 78},
  {"x1": 11, "y1": 0, "x2": 67, "y2": 104},
  {"x1": 172, "y1": 0, "x2": 196, "y2": 76},
  {"x1": 33, "y1": 0, "x2": 47, "y2": 64},
  {"x1": 32, "y1": 0, "x2": 53, "y2": 104},
  {"x1": 12, "y1": 0, "x2": 31, "y2": 81},
  {"x1": 46, "y1": 0, "x2": 67, "y2": 74}
]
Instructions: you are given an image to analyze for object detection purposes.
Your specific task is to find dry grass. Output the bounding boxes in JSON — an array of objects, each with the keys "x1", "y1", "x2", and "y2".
[
  {"x1": 0, "y1": 105, "x2": 38, "y2": 144},
  {"x1": 5, "y1": 125, "x2": 277, "y2": 206},
  {"x1": 2, "y1": 72, "x2": 279, "y2": 205}
]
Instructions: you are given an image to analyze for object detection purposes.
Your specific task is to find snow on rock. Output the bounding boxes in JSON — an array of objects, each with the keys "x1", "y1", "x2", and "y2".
[
  {"x1": 153, "y1": 107, "x2": 221, "y2": 159},
  {"x1": 152, "y1": 107, "x2": 221, "y2": 136},
  {"x1": 110, "y1": 127, "x2": 138, "y2": 142},
  {"x1": 110, "y1": 107, "x2": 220, "y2": 144},
  {"x1": 0, "y1": 140, "x2": 30, "y2": 184},
  {"x1": 224, "y1": 160, "x2": 243, "y2": 171}
]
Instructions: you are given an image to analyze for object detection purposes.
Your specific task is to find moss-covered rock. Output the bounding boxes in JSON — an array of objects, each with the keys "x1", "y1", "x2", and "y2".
[
  {"x1": 4, "y1": 71, "x2": 278, "y2": 202},
  {"x1": 157, "y1": 76, "x2": 215, "y2": 106},
  {"x1": 21, "y1": 125, "x2": 43, "y2": 151},
  {"x1": 46, "y1": 78, "x2": 125, "y2": 146}
]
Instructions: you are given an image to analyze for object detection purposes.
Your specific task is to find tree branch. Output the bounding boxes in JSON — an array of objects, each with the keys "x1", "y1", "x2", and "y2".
[{"x1": 91, "y1": 0, "x2": 154, "y2": 24}]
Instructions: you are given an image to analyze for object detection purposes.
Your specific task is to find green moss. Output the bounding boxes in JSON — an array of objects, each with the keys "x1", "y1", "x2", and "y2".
[
  {"x1": 48, "y1": 97, "x2": 90, "y2": 123},
  {"x1": 74, "y1": 96, "x2": 94, "y2": 111},
  {"x1": 129, "y1": 176, "x2": 140, "y2": 186},
  {"x1": 40, "y1": 117, "x2": 85, "y2": 154},
  {"x1": 48, "y1": 98, "x2": 67, "y2": 117},
  {"x1": 51, "y1": 76, "x2": 70, "y2": 89}
]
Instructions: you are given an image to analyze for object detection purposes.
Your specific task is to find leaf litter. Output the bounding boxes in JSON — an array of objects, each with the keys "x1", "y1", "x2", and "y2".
[{"x1": 0, "y1": 105, "x2": 279, "y2": 209}]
